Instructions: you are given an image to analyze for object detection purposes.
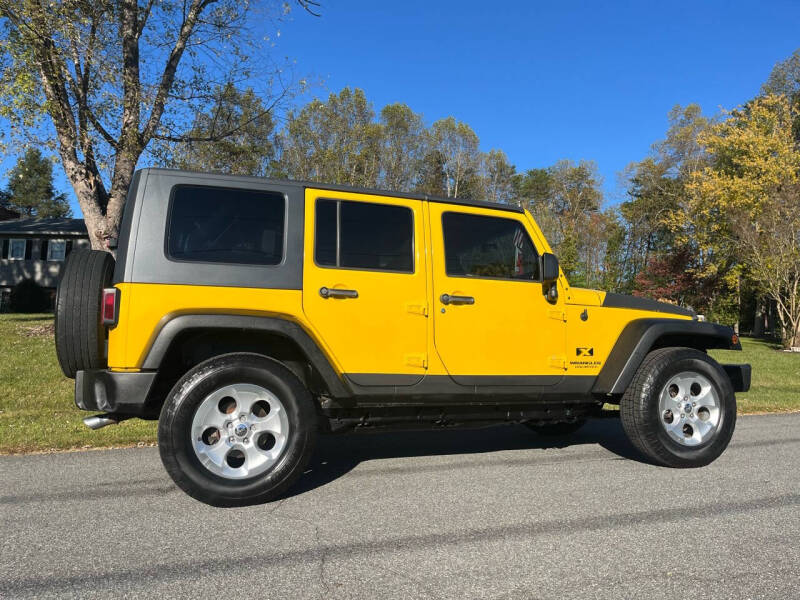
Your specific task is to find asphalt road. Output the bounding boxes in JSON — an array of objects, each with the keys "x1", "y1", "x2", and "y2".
[{"x1": 1, "y1": 413, "x2": 799, "y2": 600}]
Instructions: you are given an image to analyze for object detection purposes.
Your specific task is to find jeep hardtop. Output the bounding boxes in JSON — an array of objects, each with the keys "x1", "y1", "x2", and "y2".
[{"x1": 55, "y1": 168, "x2": 750, "y2": 506}]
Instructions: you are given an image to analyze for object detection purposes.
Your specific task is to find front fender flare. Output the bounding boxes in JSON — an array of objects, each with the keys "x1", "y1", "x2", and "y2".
[{"x1": 592, "y1": 318, "x2": 740, "y2": 396}]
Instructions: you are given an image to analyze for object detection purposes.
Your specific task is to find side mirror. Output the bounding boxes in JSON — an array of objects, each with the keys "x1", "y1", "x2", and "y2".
[{"x1": 541, "y1": 253, "x2": 559, "y2": 282}]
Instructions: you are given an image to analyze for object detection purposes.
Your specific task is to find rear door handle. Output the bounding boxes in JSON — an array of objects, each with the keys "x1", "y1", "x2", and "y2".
[
  {"x1": 320, "y1": 287, "x2": 358, "y2": 299},
  {"x1": 440, "y1": 293, "x2": 474, "y2": 305}
]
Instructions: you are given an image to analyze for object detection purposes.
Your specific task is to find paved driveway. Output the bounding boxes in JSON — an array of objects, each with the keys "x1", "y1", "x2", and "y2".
[{"x1": 2, "y1": 414, "x2": 799, "y2": 599}]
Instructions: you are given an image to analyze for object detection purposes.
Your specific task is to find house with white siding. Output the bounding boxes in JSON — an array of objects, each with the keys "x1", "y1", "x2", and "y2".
[{"x1": 0, "y1": 218, "x2": 90, "y2": 309}]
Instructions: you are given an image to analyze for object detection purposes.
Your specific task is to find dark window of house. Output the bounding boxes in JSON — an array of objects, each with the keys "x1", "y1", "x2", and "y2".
[
  {"x1": 167, "y1": 186, "x2": 285, "y2": 265},
  {"x1": 442, "y1": 212, "x2": 540, "y2": 281},
  {"x1": 315, "y1": 199, "x2": 414, "y2": 272}
]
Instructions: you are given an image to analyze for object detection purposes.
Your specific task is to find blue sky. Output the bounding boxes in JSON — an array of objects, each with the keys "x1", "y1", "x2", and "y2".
[{"x1": 3, "y1": 0, "x2": 800, "y2": 216}]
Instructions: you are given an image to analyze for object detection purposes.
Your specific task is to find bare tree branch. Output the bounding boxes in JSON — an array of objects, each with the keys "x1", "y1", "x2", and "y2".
[{"x1": 141, "y1": 0, "x2": 216, "y2": 144}]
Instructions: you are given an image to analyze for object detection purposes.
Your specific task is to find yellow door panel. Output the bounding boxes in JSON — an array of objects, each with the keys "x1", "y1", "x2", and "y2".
[
  {"x1": 428, "y1": 203, "x2": 566, "y2": 381},
  {"x1": 302, "y1": 189, "x2": 428, "y2": 384}
]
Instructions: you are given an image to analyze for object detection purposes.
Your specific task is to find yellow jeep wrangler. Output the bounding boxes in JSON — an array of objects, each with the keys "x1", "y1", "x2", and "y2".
[{"x1": 55, "y1": 168, "x2": 750, "y2": 506}]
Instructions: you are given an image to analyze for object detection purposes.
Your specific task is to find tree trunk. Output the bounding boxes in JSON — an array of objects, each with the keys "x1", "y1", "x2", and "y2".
[
  {"x1": 104, "y1": 148, "x2": 140, "y2": 248},
  {"x1": 767, "y1": 300, "x2": 776, "y2": 335},
  {"x1": 753, "y1": 298, "x2": 765, "y2": 337}
]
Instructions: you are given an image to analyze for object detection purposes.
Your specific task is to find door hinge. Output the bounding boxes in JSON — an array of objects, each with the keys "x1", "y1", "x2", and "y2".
[
  {"x1": 548, "y1": 356, "x2": 567, "y2": 370},
  {"x1": 548, "y1": 309, "x2": 566, "y2": 321},
  {"x1": 405, "y1": 354, "x2": 428, "y2": 369},
  {"x1": 406, "y1": 303, "x2": 428, "y2": 317}
]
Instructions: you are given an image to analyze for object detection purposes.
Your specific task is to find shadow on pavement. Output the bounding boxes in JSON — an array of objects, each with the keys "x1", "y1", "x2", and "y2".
[{"x1": 286, "y1": 416, "x2": 644, "y2": 499}]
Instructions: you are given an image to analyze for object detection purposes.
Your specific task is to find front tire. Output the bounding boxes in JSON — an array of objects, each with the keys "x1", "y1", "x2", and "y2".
[
  {"x1": 620, "y1": 347, "x2": 736, "y2": 468},
  {"x1": 158, "y1": 353, "x2": 317, "y2": 506}
]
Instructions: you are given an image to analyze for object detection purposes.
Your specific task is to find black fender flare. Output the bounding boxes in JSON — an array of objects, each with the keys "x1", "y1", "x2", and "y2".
[
  {"x1": 592, "y1": 318, "x2": 740, "y2": 396},
  {"x1": 142, "y1": 314, "x2": 351, "y2": 398}
]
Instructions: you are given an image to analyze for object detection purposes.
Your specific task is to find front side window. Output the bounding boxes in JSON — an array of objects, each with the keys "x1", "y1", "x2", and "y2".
[
  {"x1": 167, "y1": 185, "x2": 285, "y2": 265},
  {"x1": 9, "y1": 239, "x2": 26, "y2": 260},
  {"x1": 315, "y1": 199, "x2": 414, "y2": 273},
  {"x1": 442, "y1": 212, "x2": 540, "y2": 281},
  {"x1": 47, "y1": 240, "x2": 66, "y2": 261}
]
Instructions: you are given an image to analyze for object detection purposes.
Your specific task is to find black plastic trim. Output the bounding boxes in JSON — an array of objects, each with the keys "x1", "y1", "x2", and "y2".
[
  {"x1": 602, "y1": 293, "x2": 696, "y2": 317},
  {"x1": 345, "y1": 374, "x2": 423, "y2": 387},
  {"x1": 593, "y1": 318, "x2": 741, "y2": 396},
  {"x1": 75, "y1": 369, "x2": 157, "y2": 415},
  {"x1": 343, "y1": 374, "x2": 596, "y2": 405},
  {"x1": 142, "y1": 314, "x2": 350, "y2": 397},
  {"x1": 722, "y1": 364, "x2": 751, "y2": 392}
]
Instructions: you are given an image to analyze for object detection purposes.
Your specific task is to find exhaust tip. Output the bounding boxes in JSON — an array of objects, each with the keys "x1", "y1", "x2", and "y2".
[{"x1": 83, "y1": 414, "x2": 119, "y2": 430}]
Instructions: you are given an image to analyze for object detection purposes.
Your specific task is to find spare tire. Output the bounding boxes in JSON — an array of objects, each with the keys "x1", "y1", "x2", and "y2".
[{"x1": 55, "y1": 249, "x2": 115, "y2": 379}]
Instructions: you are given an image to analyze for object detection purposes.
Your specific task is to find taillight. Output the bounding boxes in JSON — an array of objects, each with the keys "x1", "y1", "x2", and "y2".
[{"x1": 102, "y1": 288, "x2": 118, "y2": 327}]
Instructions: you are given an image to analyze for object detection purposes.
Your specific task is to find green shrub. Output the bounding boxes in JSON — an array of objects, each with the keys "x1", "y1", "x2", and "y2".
[{"x1": 9, "y1": 279, "x2": 50, "y2": 313}]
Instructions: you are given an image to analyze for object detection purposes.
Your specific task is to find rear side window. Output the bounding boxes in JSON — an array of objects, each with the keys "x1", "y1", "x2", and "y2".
[
  {"x1": 168, "y1": 185, "x2": 285, "y2": 265},
  {"x1": 442, "y1": 212, "x2": 540, "y2": 280},
  {"x1": 315, "y1": 199, "x2": 414, "y2": 273}
]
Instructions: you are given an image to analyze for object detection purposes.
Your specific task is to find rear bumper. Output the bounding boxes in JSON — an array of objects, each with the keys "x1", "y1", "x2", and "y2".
[
  {"x1": 75, "y1": 369, "x2": 157, "y2": 416},
  {"x1": 722, "y1": 364, "x2": 751, "y2": 393}
]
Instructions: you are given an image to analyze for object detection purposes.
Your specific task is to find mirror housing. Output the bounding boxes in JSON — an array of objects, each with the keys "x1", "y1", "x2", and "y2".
[{"x1": 541, "y1": 252, "x2": 559, "y2": 282}]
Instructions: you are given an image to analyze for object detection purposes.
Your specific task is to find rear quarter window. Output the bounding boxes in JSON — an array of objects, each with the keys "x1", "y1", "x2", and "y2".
[{"x1": 167, "y1": 185, "x2": 285, "y2": 265}]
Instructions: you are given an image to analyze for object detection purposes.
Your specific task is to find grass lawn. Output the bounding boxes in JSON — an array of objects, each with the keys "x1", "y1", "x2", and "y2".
[
  {"x1": 0, "y1": 314, "x2": 798, "y2": 453},
  {"x1": 709, "y1": 337, "x2": 800, "y2": 413},
  {"x1": 0, "y1": 313, "x2": 157, "y2": 453}
]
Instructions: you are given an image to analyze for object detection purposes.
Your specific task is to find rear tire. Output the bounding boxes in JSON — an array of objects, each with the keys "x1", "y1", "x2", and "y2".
[
  {"x1": 158, "y1": 353, "x2": 317, "y2": 507},
  {"x1": 54, "y1": 249, "x2": 115, "y2": 378},
  {"x1": 620, "y1": 347, "x2": 736, "y2": 468}
]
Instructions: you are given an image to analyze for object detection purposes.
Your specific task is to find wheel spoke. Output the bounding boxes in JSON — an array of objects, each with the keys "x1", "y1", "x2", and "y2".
[
  {"x1": 228, "y1": 386, "x2": 252, "y2": 416},
  {"x1": 243, "y1": 442, "x2": 268, "y2": 473},
  {"x1": 193, "y1": 394, "x2": 227, "y2": 430},
  {"x1": 693, "y1": 384, "x2": 717, "y2": 409},
  {"x1": 258, "y1": 410, "x2": 283, "y2": 434},
  {"x1": 692, "y1": 417, "x2": 713, "y2": 439},
  {"x1": 258, "y1": 432, "x2": 287, "y2": 462},
  {"x1": 197, "y1": 439, "x2": 230, "y2": 469}
]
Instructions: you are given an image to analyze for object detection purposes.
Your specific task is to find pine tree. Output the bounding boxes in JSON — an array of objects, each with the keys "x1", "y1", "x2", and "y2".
[{"x1": 5, "y1": 149, "x2": 71, "y2": 218}]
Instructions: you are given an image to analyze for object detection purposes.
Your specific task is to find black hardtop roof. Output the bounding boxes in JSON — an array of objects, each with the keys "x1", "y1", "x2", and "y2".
[{"x1": 138, "y1": 168, "x2": 525, "y2": 214}]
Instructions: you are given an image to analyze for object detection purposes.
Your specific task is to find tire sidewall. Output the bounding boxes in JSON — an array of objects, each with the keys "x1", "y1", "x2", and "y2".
[
  {"x1": 54, "y1": 249, "x2": 114, "y2": 378},
  {"x1": 159, "y1": 354, "x2": 317, "y2": 506},
  {"x1": 641, "y1": 352, "x2": 736, "y2": 465}
]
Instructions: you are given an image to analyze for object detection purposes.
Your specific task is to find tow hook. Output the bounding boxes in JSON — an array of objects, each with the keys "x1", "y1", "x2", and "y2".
[{"x1": 83, "y1": 414, "x2": 130, "y2": 430}]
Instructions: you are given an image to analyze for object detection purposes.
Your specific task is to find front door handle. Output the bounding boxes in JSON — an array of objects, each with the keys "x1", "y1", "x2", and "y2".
[
  {"x1": 440, "y1": 293, "x2": 474, "y2": 305},
  {"x1": 320, "y1": 287, "x2": 358, "y2": 299}
]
